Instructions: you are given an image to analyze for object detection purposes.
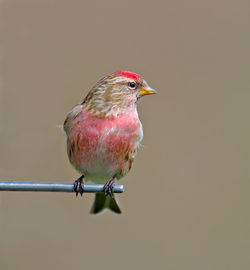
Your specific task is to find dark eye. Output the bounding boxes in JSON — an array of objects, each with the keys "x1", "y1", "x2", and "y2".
[{"x1": 128, "y1": 81, "x2": 136, "y2": 89}]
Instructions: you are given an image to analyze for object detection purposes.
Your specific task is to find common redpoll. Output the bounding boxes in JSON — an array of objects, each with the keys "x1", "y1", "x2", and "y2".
[{"x1": 64, "y1": 71, "x2": 156, "y2": 214}]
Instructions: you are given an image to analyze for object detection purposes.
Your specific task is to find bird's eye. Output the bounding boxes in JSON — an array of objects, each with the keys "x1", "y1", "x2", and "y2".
[{"x1": 128, "y1": 81, "x2": 136, "y2": 89}]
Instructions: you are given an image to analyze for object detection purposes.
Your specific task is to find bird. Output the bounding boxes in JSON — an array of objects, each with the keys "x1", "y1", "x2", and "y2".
[{"x1": 63, "y1": 70, "x2": 156, "y2": 214}]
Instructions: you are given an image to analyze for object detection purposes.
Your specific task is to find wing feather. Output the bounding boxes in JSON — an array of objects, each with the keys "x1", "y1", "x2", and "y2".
[{"x1": 63, "y1": 104, "x2": 83, "y2": 134}]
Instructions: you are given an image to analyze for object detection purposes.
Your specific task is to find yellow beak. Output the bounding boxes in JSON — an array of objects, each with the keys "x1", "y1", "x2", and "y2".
[{"x1": 140, "y1": 86, "x2": 157, "y2": 96}]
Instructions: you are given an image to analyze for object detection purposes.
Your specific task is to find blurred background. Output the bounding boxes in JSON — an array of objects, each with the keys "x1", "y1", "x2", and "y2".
[{"x1": 0, "y1": 0, "x2": 249, "y2": 269}]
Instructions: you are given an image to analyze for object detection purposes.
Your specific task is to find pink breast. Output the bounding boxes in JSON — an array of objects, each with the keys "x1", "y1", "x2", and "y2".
[{"x1": 68, "y1": 108, "x2": 142, "y2": 177}]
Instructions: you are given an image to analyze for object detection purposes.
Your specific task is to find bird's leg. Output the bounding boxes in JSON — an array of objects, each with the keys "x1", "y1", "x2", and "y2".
[
  {"x1": 73, "y1": 175, "x2": 85, "y2": 196},
  {"x1": 103, "y1": 177, "x2": 116, "y2": 197}
]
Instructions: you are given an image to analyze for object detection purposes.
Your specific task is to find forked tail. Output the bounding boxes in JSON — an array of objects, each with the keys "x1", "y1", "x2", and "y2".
[{"x1": 90, "y1": 193, "x2": 122, "y2": 214}]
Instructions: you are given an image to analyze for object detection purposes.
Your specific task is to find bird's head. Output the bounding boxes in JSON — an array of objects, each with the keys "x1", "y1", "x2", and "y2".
[{"x1": 82, "y1": 71, "x2": 156, "y2": 117}]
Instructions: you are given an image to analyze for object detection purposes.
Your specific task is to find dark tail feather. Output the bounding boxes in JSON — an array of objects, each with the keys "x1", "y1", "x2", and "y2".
[{"x1": 90, "y1": 193, "x2": 122, "y2": 214}]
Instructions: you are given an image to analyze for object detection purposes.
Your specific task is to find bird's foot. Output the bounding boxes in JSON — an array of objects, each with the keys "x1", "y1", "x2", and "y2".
[
  {"x1": 74, "y1": 175, "x2": 85, "y2": 196},
  {"x1": 103, "y1": 178, "x2": 116, "y2": 197}
]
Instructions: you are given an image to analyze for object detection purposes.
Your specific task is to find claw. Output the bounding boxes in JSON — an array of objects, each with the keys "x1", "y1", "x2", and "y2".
[
  {"x1": 73, "y1": 175, "x2": 84, "y2": 196},
  {"x1": 103, "y1": 178, "x2": 116, "y2": 197}
]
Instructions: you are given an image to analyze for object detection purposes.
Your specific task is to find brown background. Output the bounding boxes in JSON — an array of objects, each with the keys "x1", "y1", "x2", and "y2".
[{"x1": 0, "y1": 0, "x2": 249, "y2": 269}]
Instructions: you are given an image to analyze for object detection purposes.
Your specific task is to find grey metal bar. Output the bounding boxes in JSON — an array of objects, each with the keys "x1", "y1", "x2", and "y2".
[{"x1": 0, "y1": 181, "x2": 124, "y2": 193}]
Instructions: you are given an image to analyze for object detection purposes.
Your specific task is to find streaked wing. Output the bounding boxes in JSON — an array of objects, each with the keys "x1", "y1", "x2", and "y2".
[{"x1": 63, "y1": 104, "x2": 83, "y2": 134}]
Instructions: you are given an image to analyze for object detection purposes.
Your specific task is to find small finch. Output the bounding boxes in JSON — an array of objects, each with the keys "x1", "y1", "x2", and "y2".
[{"x1": 64, "y1": 71, "x2": 156, "y2": 214}]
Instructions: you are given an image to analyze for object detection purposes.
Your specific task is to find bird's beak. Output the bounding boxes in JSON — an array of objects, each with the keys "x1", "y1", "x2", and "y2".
[{"x1": 140, "y1": 86, "x2": 157, "y2": 96}]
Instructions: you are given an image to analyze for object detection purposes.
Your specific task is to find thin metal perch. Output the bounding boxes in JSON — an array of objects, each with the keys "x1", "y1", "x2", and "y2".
[{"x1": 0, "y1": 181, "x2": 124, "y2": 193}]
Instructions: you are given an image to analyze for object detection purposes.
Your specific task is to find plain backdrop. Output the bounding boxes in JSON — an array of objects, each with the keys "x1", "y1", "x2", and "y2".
[{"x1": 0, "y1": 0, "x2": 249, "y2": 269}]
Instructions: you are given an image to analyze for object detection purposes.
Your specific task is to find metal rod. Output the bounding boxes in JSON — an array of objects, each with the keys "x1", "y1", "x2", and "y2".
[{"x1": 0, "y1": 181, "x2": 124, "y2": 193}]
